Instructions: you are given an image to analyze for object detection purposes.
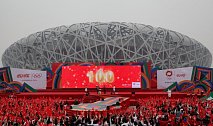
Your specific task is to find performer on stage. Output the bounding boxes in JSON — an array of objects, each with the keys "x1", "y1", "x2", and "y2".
[
  {"x1": 96, "y1": 85, "x2": 100, "y2": 94},
  {"x1": 167, "y1": 89, "x2": 171, "y2": 98},
  {"x1": 113, "y1": 85, "x2": 115, "y2": 94},
  {"x1": 103, "y1": 85, "x2": 106, "y2": 94}
]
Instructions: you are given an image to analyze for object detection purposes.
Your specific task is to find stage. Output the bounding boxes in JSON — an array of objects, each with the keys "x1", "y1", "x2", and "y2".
[
  {"x1": 0, "y1": 89, "x2": 198, "y2": 99},
  {"x1": 71, "y1": 97, "x2": 128, "y2": 111}
]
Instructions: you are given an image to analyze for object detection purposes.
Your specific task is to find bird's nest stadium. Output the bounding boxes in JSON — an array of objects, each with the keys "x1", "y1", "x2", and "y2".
[{"x1": 2, "y1": 22, "x2": 212, "y2": 70}]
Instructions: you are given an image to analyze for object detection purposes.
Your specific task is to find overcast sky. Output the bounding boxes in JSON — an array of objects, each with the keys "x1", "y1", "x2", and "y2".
[{"x1": 0, "y1": 0, "x2": 213, "y2": 67}]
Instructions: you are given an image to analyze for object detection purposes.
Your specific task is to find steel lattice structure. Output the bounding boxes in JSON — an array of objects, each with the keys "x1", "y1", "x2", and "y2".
[{"x1": 2, "y1": 22, "x2": 212, "y2": 70}]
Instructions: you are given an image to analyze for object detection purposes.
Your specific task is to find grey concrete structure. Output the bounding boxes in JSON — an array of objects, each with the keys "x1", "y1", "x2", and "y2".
[{"x1": 2, "y1": 22, "x2": 212, "y2": 70}]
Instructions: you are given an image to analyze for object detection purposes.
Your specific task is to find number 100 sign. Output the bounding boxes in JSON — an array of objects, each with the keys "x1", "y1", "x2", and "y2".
[{"x1": 86, "y1": 69, "x2": 114, "y2": 83}]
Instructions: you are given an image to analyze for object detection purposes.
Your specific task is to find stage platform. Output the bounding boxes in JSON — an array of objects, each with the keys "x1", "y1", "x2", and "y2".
[
  {"x1": 71, "y1": 97, "x2": 128, "y2": 111},
  {"x1": 0, "y1": 90, "x2": 196, "y2": 99},
  {"x1": 37, "y1": 88, "x2": 164, "y2": 92},
  {"x1": 0, "y1": 88, "x2": 204, "y2": 100}
]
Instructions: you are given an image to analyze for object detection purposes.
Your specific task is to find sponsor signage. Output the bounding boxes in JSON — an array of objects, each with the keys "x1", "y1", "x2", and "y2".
[
  {"x1": 10, "y1": 68, "x2": 47, "y2": 89},
  {"x1": 157, "y1": 67, "x2": 193, "y2": 89}
]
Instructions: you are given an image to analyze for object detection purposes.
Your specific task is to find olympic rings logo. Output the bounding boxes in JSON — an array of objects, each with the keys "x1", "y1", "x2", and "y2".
[{"x1": 31, "y1": 73, "x2": 42, "y2": 78}]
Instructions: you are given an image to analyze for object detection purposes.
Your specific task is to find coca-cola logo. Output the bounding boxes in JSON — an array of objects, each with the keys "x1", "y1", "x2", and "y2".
[
  {"x1": 17, "y1": 74, "x2": 30, "y2": 78},
  {"x1": 176, "y1": 74, "x2": 185, "y2": 77}
]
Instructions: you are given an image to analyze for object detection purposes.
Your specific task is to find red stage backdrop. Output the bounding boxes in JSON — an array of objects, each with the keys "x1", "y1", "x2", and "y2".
[{"x1": 61, "y1": 66, "x2": 141, "y2": 88}]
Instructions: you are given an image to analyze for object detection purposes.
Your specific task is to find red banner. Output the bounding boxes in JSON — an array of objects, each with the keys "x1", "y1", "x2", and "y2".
[{"x1": 61, "y1": 66, "x2": 141, "y2": 88}]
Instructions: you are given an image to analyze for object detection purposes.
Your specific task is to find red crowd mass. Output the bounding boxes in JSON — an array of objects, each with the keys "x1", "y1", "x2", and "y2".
[
  {"x1": 0, "y1": 96, "x2": 67, "y2": 126},
  {"x1": 0, "y1": 96, "x2": 213, "y2": 126}
]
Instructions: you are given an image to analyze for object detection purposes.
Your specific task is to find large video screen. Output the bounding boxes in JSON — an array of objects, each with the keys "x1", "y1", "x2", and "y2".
[{"x1": 61, "y1": 66, "x2": 141, "y2": 88}]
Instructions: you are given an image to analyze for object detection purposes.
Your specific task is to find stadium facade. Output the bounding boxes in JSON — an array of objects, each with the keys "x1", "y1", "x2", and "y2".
[{"x1": 2, "y1": 22, "x2": 212, "y2": 70}]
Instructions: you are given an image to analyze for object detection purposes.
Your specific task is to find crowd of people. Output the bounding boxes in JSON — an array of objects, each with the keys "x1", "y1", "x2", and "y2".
[
  {"x1": 0, "y1": 95, "x2": 213, "y2": 126},
  {"x1": 69, "y1": 97, "x2": 213, "y2": 126},
  {"x1": 0, "y1": 96, "x2": 67, "y2": 126}
]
